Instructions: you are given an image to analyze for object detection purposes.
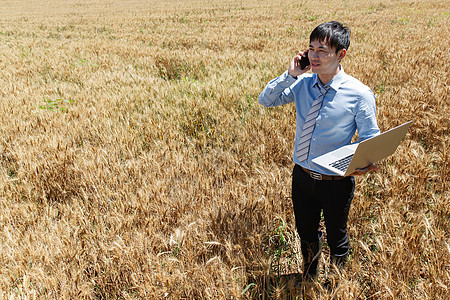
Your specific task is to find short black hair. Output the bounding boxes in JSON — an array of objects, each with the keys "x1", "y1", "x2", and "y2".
[{"x1": 310, "y1": 21, "x2": 350, "y2": 52}]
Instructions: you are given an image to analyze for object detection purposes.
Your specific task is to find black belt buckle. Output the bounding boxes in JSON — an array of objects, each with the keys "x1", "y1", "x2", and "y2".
[{"x1": 310, "y1": 171, "x2": 323, "y2": 180}]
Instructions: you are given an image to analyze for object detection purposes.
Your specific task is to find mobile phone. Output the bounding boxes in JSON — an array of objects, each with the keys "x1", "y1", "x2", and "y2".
[{"x1": 299, "y1": 51, "x2": 310, "y2": 69}]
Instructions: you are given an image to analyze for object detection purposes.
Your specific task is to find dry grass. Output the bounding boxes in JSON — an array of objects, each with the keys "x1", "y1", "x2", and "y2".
[{"x1": 0, "y1": 0, "x2": 448, "y2": 299}]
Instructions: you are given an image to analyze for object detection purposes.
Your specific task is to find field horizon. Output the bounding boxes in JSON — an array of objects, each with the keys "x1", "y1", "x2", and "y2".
[{"x1": 0, "y1": 0, "x2": 448, "y2": 299}]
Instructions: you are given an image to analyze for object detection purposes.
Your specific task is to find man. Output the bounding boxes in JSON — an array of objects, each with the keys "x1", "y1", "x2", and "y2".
[{"x1": 258, "y1": 21, "x2": 380, "y2": 281}]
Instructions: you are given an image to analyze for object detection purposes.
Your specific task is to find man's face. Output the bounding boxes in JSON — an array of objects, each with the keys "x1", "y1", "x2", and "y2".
[{"x1": 308, "y1": 39, "x2": 345, "y2": 77}]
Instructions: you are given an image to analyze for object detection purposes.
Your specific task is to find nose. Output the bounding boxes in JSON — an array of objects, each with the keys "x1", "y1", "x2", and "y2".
[{"x1": 309, "y1": 50, "x2": 319, "y2": 59}]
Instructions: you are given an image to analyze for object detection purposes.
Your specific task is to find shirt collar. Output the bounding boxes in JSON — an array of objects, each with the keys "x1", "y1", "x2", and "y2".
[{"x1": 311, "y1": 65, "x2": 348, "y2": 91}]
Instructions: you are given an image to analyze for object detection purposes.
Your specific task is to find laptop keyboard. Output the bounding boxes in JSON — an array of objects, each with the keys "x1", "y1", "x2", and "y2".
[{"x1": 329, "y1": 154, "x2": 354, "y2": 172}]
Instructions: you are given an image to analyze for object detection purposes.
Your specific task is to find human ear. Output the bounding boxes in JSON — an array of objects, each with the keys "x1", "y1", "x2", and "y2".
[{"x1": 338, "y1": 49, "x2": 347, "y2": 61}]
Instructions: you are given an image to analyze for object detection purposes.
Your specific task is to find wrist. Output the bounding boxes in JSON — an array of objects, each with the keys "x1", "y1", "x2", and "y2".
[{"x1": 288, "y1": 71, "x2": 298, "y2": 79}]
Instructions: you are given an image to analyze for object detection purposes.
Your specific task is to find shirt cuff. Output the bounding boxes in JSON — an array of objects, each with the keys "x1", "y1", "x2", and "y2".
[{"x1": 280, "y1": 70, "x2": 298, "y2": 85}]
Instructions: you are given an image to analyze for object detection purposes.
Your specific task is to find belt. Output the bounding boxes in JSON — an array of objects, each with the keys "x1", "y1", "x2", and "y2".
[{"x1": 301, "y1": 166, "x2": 346, "y2": 181}]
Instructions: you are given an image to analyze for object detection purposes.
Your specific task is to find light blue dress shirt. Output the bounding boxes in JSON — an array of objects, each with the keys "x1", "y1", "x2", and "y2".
[{"x1": 259, "y1": 67, "x2": 380, "y2": 175}]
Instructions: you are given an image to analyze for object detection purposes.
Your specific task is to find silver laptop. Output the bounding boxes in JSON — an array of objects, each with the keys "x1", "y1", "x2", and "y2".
[{"x1": 312, "y1": 121, "x2": 412, "y2": 176}]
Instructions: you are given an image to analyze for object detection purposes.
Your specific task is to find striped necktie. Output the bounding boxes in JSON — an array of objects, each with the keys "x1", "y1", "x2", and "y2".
[{"x1": 296, "y1": 85, "x2": 330, "y2": 162}]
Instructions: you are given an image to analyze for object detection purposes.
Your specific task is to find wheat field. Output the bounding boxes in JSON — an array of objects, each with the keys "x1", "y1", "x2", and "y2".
[{"x1": 0, "y1": 0, "x2": 448, "y2": 299}]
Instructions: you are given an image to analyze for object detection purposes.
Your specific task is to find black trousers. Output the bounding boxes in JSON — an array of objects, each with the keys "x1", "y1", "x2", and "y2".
[{"x1": 291, "y1": 164, "x2": 355, "y2": 256}]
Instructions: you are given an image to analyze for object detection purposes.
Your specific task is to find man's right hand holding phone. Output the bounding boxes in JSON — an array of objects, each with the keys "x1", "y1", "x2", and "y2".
[{"x1": 288, "y1": 50, "x2": 310, "y2": 79}]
